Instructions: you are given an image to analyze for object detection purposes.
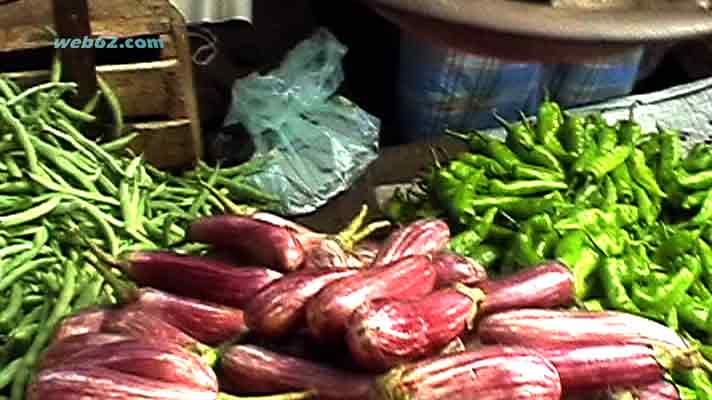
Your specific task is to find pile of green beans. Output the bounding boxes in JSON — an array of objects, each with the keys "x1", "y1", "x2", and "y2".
[
  {"x1": 386, "y1": 100, "x2": 712, "y2": 397},
  {"x1": 0, "y1": 72, "x2": 275, "y2": 399}
]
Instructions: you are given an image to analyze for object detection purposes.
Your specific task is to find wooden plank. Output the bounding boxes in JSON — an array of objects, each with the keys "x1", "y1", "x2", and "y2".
[
  {"x1": 3, "y1": 59, "x2": 185, "y2": 119},
  {"x1": 0, "y1": 0, "x2": 171, "y2": 51},
  {"x1": 168, "y1": 4, "x2": 204, "y2": 160},
  {"x1": 128, "y1": 119, "x2": 198, "y2": 169}
]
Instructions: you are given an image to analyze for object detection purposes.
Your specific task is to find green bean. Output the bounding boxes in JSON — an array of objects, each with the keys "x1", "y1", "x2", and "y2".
[
  {"x1": 0, "y1": 257, "x2": 55, "y2": 292},
  {"x1": 54, "y1": 118, "x2": 124, "y2": 177},
  {"x1": 50, "y1": 49, "x2": 61, "y2": 83},
  {"x1": 0, "y1": 358, "x2": 22, "y2": 390},
  {"x1": 96, "y1": 172, "x2": 119, "y2": 195},
  {"x1": 41, "y1": 121, "x2": 98, "y2": 164},
  {"x1": 0, "y1": 102, "x2": 41, "y2": 176},
  {"x1": 97, "y1": 75, "x2": 124, "y2": 138},
  {"x1": 42, "y1": 271, "x2": 62, "y2": 294},
  {"x1": 0, "y1": 181, "x2": 33, "y2": 194},
  {"x1": 39, "y1": 161, "x2": 73, "y2": 189},
  {"x1": 29, "y1": 135, "x2": 98, "y2": 192},
  {"x1": 100, "y1": 131, "x2": 139, "y2": 153},
  {"x1": 2, "y1": 154, "x2": 21, "y2": 179},
  {"x1": 53, "y1": 98, "x2": 97, "y2": 123},
  {"x1": 73, "y1": 273, "x2": 104, "y2": 311},
  {"x1": 9, "y1": 322, "x2": 39, "y2": 343},
  {"x1": 0, "y1": 243, "x2": 33, "y2": 260},
  {"x1": 10, "y1": 253, "x2": 76, "y2": 400},
  {"x1": 0, "y1": 196, "x2": 61, "y2": 228},
  {"x1": 71, "y1": 198, "x2": 119, "y2": 256},
  {"x1": 6, "y1": 82, "x2": 77, "y2": 106},
  {"x1": 217, "y1": 176, "x2": 279, "y2": 203},
  {"x1": 27, "y1": 173, "x2": 119, "y2": 206},
  {"x1": 81, "y1": 90, "x2": 102, "y2": 114},
  {"x1": 0, "y1": 285, "x2": 23, "y2": 332}
]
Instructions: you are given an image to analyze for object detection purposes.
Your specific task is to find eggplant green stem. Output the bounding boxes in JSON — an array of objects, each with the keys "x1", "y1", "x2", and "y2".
[
  {"x1": 350, "y1": 221, "x2": 391, "y2": 245},
  {"x1": 454, "y1": 283, "x2": 487, "y2": 330},
  {"x1": 217, "y1": 390, "x2": 316, "y2": 400},
  {"x1": 336, "y1": 204, "x2": 369, "y2": 242}
]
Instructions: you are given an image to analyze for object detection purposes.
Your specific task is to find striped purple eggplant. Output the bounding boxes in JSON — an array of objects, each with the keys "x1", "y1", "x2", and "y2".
[
  {"x1": 372, "y1": 219, "x2": 450, "y2": 267},
  {"x1": 220, "y1": 344, "x2": 374, "y2": 400},
  {"x1": 188, "y1": 215, "x2": 305, "y2": 271},
  {"x1": 127, "y1": 288, "x2": 248, "y2": 345},
  {"x1": 117, "y1": 251, "x2": 282, "y2": 309},
  {"x1": 54, "y1": 308, "x2": 110, "y2": 341},
  {"x1": 245, "y1": 268, "x2": 358, "y2": 338},
  {"x1": 353, "y1": 241, "x2": 381, "y2": 266},
  {"x1": 372, "y1": 345, "x2": 562, "y2": 400},
  {"x1": 41, "y1": 333, "x2": 133, "y2": 369},
  {"x1": 40, "y1": 337, "x2": 218, "y2": 392},
  {"x1": 431, "y1": 251, "x2": 488, "y2": 287},
  {"x1": 477, "y1": 309, "x2": 689, "y2": 350},
  {"x1": 532, "y1": 344, "x2": 673, "y2": 394},
  {"x1": 306, "y1": 255, "x2": 437, "y2": 341},
  {"x1": 27, "y1": 366, "x2": 217, "y2": 400},
  {"x1": 345, "y1": 262, "x2": 572, "y2": 371},
  {"x1": 475, "y1": 261, "x2": 574, "y2": 315}
]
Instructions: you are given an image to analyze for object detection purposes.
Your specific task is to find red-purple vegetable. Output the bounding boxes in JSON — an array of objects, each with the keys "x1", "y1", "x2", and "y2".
[
  {"x1": 611, "y1": 381, "x2": 683, "y2": 400},
  {"x1": 372, "y1": 219, "x2": 450, "y2": 267},
  {"x1": 346, "y1": 285, "x2": 484, "y2": 371},
  {"x1": 220, "y1": 344, "x2": 374, "y2": 400},
  {"x1": 431, "y1": 251, "x2": 487, "y2": 287},
  {"x1": 115, "y1": 251, "x2": 282, "y2": 309},
  {"x1": 126, "y1": 288, "x2": 248, "y2": 345},
  {"x1": 42, "y1": 333, "x2": 133, "y2": 369},
  {"x1": 245, "y1": 268, "x2": 358, "y2": 338},
  {"x1": 477, "y1": 309, "x2": 689, "y2": 350},
  {"x1": 305, "y1": 255, "x2": 437, "y2": 341},
  {"x1": 372, "y1": 345, "x2": 562, "y2": 400},
  {"x1": 475, "y1": 260, "x2": 574, "y2": 315},
  {"x1": 188, "y1": 215, "x2": 305, "y2": 271}
]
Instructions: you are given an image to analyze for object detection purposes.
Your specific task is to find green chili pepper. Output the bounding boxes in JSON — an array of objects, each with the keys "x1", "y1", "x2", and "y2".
[
  {"x1": 655, "y1": 230, "x2": 700, "y2": 264},
  {"x1": 535, "y1": 99, "x2": 567, "y2": 157},
  {"x1": 632, "y1": 184, "x2": 658, "y2": 226},
  {"x1": 611, "y1": 163, "x2": 635, "y2": 202},
  {"x1": 469, "y1": 244, "x2": 502, "y2": 268},
  {"x1": 447, "y1": 160, "x2": 480, "y2": 181},
  {"x1": 524, "y1": 213, "x2": 554, "y2": 232},
  {"x1": 603, "y1": 175, "x2": 618, "y2": 208},
  {"x1": 573, "y1": 123, "x2": 601, "y2": 174},
  {"x1": 618, "y1": 119, "x2": 642, "y2": 146},
  {"x1": 595, "y1": 125, "x2": 618, "y2": 153},
  {"x1": 600, "y1": 258, "x2": 640, "y2": 313},
  {"x1": 641, "y1": 260, "x2": 699, "y2": 313},
  {"x1": 475, "y1": 132, "x2": 522, "y2": 169},
  {"x1": 678, "y1": 294, "x2": 710, "y2": 334},
  {"x1": 659, "y1": 128, "x2": 683, "y2": 183},
  {"x1": 691, "y1": 281, "x2": 712, "y2": 303},
  {"x1": 611, "y1": 204, "x2": 639, "y2": 227},
  {"x1": 683, "y1": 190, "x2": 709, "y2": 210},
  {"x1": 697, "y1": 239, "x2": 712, "y2": 290},
  {"x1": 434, "y1": 169, "x2": 462, "y2": 202},
  {"x1": 501, "y1": 192, "x2": 567, "y2": 219},
  {"x1": 560, "y1": 113, "x2": 587, "y2": 157},
  {"x1": 639, "y1": 135, "x2": 661, "y2": 161},
  {"x1": 512, "y1": 164, "x2": 564, "y2": 181},
  {"x1": 450, "y1": 183, "x2": 479, "y2": 223},
  {"x1": 574, "y1": 183, "x2": 601, "y2": 207},
  {"x1": 674, "y1": 368, "x2": 712, "y2": 398},
  {"x1": 457, "y1": 153, "x2": 507, "y2": 177},
  {"x1": 534, "y1": 231, "x2": 559, "y2": 259},
  {"x1": 524, "y1": 144, "x2": 565, "y2": 173},
  {"x1": 688, "y1": 189, "x2": 712, "y2": 227},
  {"x1": 679, "y1": 170, "x2": 712, "y2": 191},
  {"x1": 555, "y1": 230, "x2": 589, "y2": 267},
  {"x1": 511, "y1": 232, "x2": 543, "y2": 267},
  {"x1": 488, "y1": 179, "x2": 567, "y2": 196},
  {"x1": 583, "y1": 299, "x2": 605, "y2": 312},
  {"x1": 468, "y1": 196, "x2": 522, "y2": 211},
  {"x1": 585, "y1": 145, "x2": 632, "y2": 180},
  {"x1": 684, "y1": 143, "x2": 712, "y2": 172},
  {"x1": 627, "y1": 148, "x2": 667, "y2": 198},
  {"x1": 449, "y1": 230, "x2": 485, "y2": 257}
]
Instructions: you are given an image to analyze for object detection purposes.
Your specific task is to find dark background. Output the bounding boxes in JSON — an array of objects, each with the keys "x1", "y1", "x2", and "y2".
[{"x1": 193, "y1": 0, "x2": 710, "y2": 162}]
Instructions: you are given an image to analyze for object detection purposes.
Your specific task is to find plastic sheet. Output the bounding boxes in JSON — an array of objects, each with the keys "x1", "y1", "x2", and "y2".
[{"x1": 223, "y1": 28, "x2": 381, "y2": 215}]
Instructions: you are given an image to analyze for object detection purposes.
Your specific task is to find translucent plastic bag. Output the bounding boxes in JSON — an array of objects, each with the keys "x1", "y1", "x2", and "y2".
[{"x1": 223, "y1": 29, "x2": 380, "y2": 215}]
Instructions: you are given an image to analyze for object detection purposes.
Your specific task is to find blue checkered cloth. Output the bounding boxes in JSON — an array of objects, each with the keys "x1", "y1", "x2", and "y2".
[{"x1": 397, "y1": 33, "x2": 647, "y2": 142}]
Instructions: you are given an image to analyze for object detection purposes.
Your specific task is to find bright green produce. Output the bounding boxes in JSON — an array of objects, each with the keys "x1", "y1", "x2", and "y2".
[
  {"x1": 0, "y1": 69, "x2": 274, "y2": 398},
  {"x1": 385, "y1": 101, "x2": 712, "y2": 398}
]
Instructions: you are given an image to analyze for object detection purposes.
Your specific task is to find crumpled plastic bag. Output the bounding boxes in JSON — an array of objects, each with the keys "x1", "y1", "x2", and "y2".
[{"x1": 223, "y1": 28, "x2": 380, "y2": 215}]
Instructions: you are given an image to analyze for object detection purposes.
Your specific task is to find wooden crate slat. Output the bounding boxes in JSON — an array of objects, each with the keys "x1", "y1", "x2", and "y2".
[
  {"x1": 3, "y1": 59, "x2": 185, "y2": 119},
  {"x1": 129, "y1": 119, "x2": 197, "y2": 168},
  {"x1": 0, "y1": 0, "x2": 171, "y2": 51}
]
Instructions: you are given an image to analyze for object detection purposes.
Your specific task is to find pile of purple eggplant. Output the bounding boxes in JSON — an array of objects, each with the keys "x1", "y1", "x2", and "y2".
[{"x1": 39, "y1": 210, "x2": 703, "y2": 400}]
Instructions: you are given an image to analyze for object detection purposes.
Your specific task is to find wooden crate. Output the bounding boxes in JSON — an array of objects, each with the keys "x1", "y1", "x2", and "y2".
[{"x1": 0, "y1": 0, "x2": 203, "y2": 169}]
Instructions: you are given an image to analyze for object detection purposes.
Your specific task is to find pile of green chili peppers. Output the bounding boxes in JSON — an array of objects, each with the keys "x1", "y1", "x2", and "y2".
[
  {"x1": 0, "y1": 71, "x2": 275, "y2": 399},
  {"x1": 386, "y1": 99, "x2": 712, "y2": 397}
]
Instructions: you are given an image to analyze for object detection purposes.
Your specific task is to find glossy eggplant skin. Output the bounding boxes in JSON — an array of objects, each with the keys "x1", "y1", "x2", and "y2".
[
  {"x1": 372, "y1": 345, "x2": 562, "y2": 400},
  {"x1": 245, "y1": 269, "x2": 358, "y2": 338},
  {"x1": 220, "y1": 344, "x2": 374, "y2": 400},
  {"x1": 128, "y1": 288, "x2": 248, "y2": 345},
  {"x1": 40, "y1": 338, "x2": 218, "y2": 392},
  {"x1": 476, "y1": 261, "x2": 574, "y2": 315},
  {"x1": 372, "y1": 219, "x2": 450, "y2": 267},
  {"x1": 42, "y1": 333, "x2": 133, "y2": 369},
  {"x1": 431, "y1": 251, "x2": 488, "y2": 287},
  {"x1": 353, "y1": 241, "x2": 381, "y2": 266},
  {"x1": 27, "y1": 366, "x2": 216, "y2": 400},
  {"x1": 533, "y1": 345, "x2": 665, "y2": 394},
  {"x1": 477, "y1": 309, "x2": 689, "y2": 350},
  {"x1": 188, "y1": 215, "x2": 305, "y2": 271},
  {"x1": 346, "y1": 288, "x2": 476, "y2": 372},
  {"x1": 630, "y1": 381, "x2": 682, "y2": 400},
  {"x1": 54, "y1": 308, "x2": 110, "y2": 342},
  {"x1": 124, "y1": 251, "x2": 282, "y2": 309},
  {"x1": 305, "y1": 255, "x2": 437, "y2": 341}
]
